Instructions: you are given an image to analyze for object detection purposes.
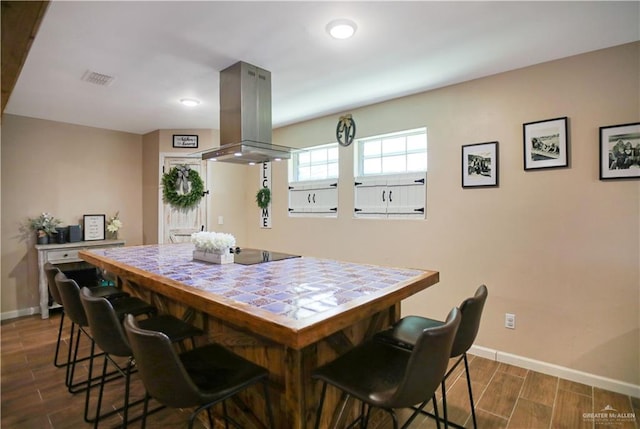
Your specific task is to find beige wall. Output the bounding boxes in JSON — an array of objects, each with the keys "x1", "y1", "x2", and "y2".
[
  {"x1": 206, "y1": 160, "x2": 250, "y2": 244},
  {"x1": 244, "y1": 43, "x2": 640, "y2": 385},
  {"x1": 1, "y1": 115, "x2": 143, "y2": 314},
  {"x1": 142, "y1": 130, "x2": 160, "y2": 244}
]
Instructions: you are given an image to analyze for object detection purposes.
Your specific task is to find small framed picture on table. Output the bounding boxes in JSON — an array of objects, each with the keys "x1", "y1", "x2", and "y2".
[{"x1": 83, "y1": 214, "x2": 105, "y2": 241}]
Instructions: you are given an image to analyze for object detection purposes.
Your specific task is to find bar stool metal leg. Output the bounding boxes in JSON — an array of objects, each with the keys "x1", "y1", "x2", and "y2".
[
  {"x1": 463, "y1": 353, "x2": 477, "y2": 429},
  {"x1": 53, "y1": 312, "x2": 67, "y2": 368},
  {"x1": 441, "y1": 379, "x2": 449, "y2": 429}
]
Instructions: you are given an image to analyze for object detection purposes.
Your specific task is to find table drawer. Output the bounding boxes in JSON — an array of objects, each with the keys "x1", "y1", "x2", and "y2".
[{"x1": 47, "y1": 249, "x2": 81, "y2": 263}]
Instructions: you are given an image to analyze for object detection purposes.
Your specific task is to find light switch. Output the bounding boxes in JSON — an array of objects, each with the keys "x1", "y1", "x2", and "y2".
[{"x1": 218, "y1": 216, "x2": 224, "y2": 225}]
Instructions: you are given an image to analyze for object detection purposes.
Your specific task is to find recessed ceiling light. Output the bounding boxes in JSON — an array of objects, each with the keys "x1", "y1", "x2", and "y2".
[
  {"x1": 326, "y1": 19, "x2": 357, "y2": 39},
  {"x1": 180, "y1": 98, "x2": 200, "y2": 107}
]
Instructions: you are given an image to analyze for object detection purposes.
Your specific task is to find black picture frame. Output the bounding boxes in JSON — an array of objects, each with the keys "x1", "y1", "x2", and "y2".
[
  {"x1": 172, "y1": 134, "x2": 199, "y2": 148},
  {"x1": 599, "y1": 122, "x2": 640, "y2": 180},
  {"x1": 83, "y1": 214, "x2": 105, "y2": 241},
  {"x1": 523, "y1": 117, "x2": 569, "y2": 170},
  {"x1": 462, "y1": 141, "x2": 499, "y2": 188}
]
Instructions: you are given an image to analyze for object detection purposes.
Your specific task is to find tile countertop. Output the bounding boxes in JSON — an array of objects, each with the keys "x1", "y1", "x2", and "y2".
[
  {"x1": 81, "y1": 243, "x2": 439, "y2": 349},
  {"x1": 85, "y1": 243, "x2": 425, "y2": 319}
]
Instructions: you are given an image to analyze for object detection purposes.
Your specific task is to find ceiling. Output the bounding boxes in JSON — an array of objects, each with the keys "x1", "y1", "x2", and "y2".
[{"x1": 4, "y1": 1, "x2": 639, "y2": 135}]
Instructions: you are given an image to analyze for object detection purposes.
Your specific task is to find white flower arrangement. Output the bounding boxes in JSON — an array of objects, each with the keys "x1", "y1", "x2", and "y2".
[
  {"x1": 106, "y1": 211, "x2": 122, "y2": 233},
  {"x1": 191, "y1": 231, "x2": 236, "y2": 253}
]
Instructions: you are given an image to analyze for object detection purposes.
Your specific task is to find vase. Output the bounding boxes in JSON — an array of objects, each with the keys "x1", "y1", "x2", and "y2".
[
  {"x1": 56, "y1": 227, "x2": 67, "y2": 244},
  {"x1": 108, "y1": 231, "x2": 119, "y2": 240},
  {"x1": 193, "y1": 249, "x2": 234, "y2": 264},
  {"x1": 36, "y1": 230, "x2": 49, "y2": 245}
]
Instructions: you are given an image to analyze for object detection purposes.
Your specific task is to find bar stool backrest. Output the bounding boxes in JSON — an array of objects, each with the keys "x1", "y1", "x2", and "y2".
[
  {"x1": 451, "y1": 284, "x2": 488, "y2": 357},
  {"x1": 44, "y1": 263, "x2": 64, "y2": 306},
  {"x1": 383, "y1": 307, "x2": 460, "y2": 409},
  {"x1": 80, "y1": 287, "x2": 131, "y2": 357},
  {"x1": 55, "y1": 273, "x2": 88, "y2": 327},
  {"x1": 124, "y1": 314, "x2": 202, "y2": 408}
]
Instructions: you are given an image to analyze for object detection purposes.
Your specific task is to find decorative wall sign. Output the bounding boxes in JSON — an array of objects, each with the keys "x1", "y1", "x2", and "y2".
[
  {"x1": 83, "y1": 214, "x2": 105, "y2": 241},
  {"x1": 172, "y1": 134, "x2": 199, "y2": 148},
  {"x1": 260, "y1": 162, "x2": 272, "y2": 228},
  {"x1": 462, "y1": 141, "x2": 499, "y2": 188},
  {"x1": 599, "y1": 122, "x2": 640, "y2": 180},
  {"x1": 336, "y1": 114, "x2": 356, "y2": 147},
  {"x1": 523, "y1": 117, "x2": 569, "y2": 170}
]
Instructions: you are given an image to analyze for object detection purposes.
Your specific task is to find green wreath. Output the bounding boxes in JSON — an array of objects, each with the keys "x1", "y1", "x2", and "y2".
[
  {"x1": 256, "y1": 187, "x2": 271, "y2": 209},
  {"x1": 162, "y1": 166, "x2": 204, "y2": 208}
]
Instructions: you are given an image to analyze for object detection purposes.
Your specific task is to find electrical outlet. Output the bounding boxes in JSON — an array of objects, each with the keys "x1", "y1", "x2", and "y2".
[
  {"x1": 505, "y1": 313, "x2": 516, "y2": 329},
  {"x1": 218, "y1": 216, "x2": 224, "y2": 225}
]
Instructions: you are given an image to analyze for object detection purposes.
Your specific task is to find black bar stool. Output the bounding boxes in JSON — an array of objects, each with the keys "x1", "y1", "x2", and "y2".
[
  {"x1": 312, "y1": 308, "x2": 461, "y2": 429},
  {"x1": 44, "y1": 262, "x2": 128, "y2": 368},
  {"x1": 80, "y1": 287, "x2": 203, "y2": 428},
  {"x1": 54, "y1": 273, "x2": 156, "y2": 402},
  {"x1": 376, "y1": 285, "x2": 488, "y2": 429},
  {"x1": 124, "y1": 314, "x2": 275, "y2": 429}
]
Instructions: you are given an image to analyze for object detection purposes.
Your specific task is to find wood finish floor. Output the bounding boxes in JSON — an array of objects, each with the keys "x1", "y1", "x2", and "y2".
[{"x1": 1, "y1": 313, "x2": 638, "y2": 429}]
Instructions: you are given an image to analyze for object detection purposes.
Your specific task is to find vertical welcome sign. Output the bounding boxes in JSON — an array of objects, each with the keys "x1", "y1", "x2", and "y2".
[{"x1": 260, "y1": 162, "x2": 272, "y2": 228}]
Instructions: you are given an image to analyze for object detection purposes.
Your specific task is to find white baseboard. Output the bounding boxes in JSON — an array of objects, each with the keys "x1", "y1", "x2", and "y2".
[
  {"x1": 468, "y1": 345, "x2": 497, "y2": 360},
  {"x1": 469, "y1": 345, "x2": 640, "y2": 398},
  {"x1": 0, "y1": 306, "x2": 40, "y2": 321}
]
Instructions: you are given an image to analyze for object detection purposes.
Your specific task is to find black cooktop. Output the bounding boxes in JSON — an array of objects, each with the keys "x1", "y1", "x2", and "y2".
[{"x1": 233, "y1": 248, "x2": 300, "y2": 266}]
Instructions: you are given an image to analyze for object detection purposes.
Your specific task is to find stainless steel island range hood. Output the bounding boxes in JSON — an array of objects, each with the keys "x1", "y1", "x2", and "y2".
[{"x1": 202, "y1": 61, "x2": 293, "y2": 164}]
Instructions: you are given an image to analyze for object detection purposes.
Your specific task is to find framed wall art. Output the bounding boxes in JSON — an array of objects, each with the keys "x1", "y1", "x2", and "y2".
[
  {"x1": 172, "y1": 134, "x2": 199, "y2": 148},
  {"x1": 462, "y1": 141, "x2": 499, "y2": 188},
  {"x1": 523, "y1": 117, "x2": 568, "y2": 170},
  {"x1": 599, "y1": 122, "x2": 640, "y2": 180},
  {"x1": 83, "y1": 214, "x2": 105, "y2": 241}
]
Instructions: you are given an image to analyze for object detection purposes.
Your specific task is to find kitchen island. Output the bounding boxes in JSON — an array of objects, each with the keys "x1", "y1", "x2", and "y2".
[{"x1": 80, "y1": 243, "x2": 440, "y2": 428}]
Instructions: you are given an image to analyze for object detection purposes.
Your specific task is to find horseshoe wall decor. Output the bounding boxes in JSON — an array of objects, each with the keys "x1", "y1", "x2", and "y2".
[{"x1": 336, "y1": 114, "x2": 356, "y2": 147}]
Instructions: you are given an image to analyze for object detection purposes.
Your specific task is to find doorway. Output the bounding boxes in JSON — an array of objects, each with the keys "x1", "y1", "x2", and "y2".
[{"x1": 160, "y1": 156, "x2": 208, "y2": 244}]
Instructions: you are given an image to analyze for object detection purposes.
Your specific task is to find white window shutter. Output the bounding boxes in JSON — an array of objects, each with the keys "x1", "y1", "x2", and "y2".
[
  {"x1": 288, "y1": 183, "x2": 310, "y2": 214},
  {"x1": 386, "y1": 172, "x2": 426, "y2": 217},
  {"x1": 355, "y1": 173, "x2": 425, "y2": 219},
  {"x1": 289, "y1": 179, "x2": 338, "y2": 217},
  {"x1": 354, "y1": 177, "x2": 387, "y2": 217},
  {"x1": 311, "y1": 181, "x2": 338, "y2": 214}
]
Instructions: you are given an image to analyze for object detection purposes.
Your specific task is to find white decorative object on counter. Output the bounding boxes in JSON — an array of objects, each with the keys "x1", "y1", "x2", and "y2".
[
  {"x1": 191, "y1": 231, "x2": 236, "y2": 264},
  {"x1": 192, "y1": 249, "x2": 234, "y2": 264}
]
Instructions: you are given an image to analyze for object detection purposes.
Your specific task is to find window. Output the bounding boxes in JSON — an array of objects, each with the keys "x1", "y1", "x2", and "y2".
[
  {"x1": 355, "y1": 128, "x2": 427, "y2": 176},
  {"x1": 288, "y1": 143, "x2": 339, "y2": 217},
  {"x1": 354, "y1": 128, "x2": 427, "y2": 219},
  {"x1": 289, "y1": 143, "x2": 339, "y2": 182}
]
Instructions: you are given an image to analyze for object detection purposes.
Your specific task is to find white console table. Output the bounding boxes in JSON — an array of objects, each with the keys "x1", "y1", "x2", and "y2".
[{"x1": 35, "y1": 239, "x2": 125, "y2": 319}]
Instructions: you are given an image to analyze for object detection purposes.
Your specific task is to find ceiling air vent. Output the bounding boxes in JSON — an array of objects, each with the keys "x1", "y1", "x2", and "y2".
[{"x1": 82, "y1": 70, "x2": 115, "y2": 86}]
